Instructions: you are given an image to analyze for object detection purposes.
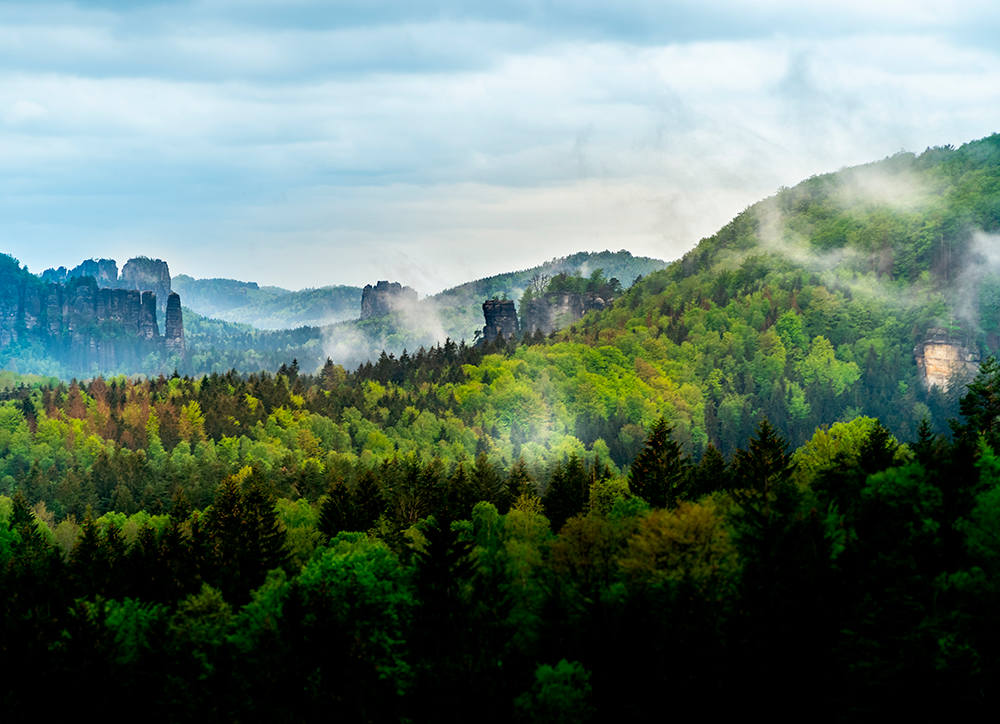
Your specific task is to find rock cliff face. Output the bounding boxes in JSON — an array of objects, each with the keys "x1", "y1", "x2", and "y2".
[
  {"x1": 44, "y1": 256, "x2": 174, "y2": 316},
  {"x1": 164, "y1": 292, "x2": 185, "y2": 356},
  {"x1": 0, "y1": 254, "x2": 186, "y2": 374},
  {"x1": 481, "y1": 300, "x2": 518, "y2": 343},
  {"x1": 914, "y1": 327, "x2": 980, "y2": 390},
  {"x1": 523, "y1": 291, "x2": 611, "y2": 335},
  {"x1": 360, "y1": 281, "x2": 417, "y2": 320},
  {"x1": 120, "y1": 258, "x2": 172, "y2": 315},
  {"x1": 42, "y1": 258, "x2": 119, "y2": 288}
]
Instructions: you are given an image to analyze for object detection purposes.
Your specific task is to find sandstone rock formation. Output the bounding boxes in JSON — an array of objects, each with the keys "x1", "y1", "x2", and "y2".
[
  {"x1": 360, "y1": 281, "x2": 417, "y2": 320},
  {"x1": 165, "y1": 292, "x2": 185, "y2": 356},
  {"x1": 914, "y1": 327, "x2": 980, "y2": 390},
  {"x1": 481, "y1": 300, "x2": 518, "y2": 343},
  {"x1": 120, "y1": 257, "x2": 172, "y2": 315},
  {"x1": 523, "y1": 291, "x2": 611, "y2": 336},
  {"x1": 0, "y1": 254, "x2": 186, "y2": 374},
  {"x1": 44, "y1": 256, "x2": 174, "y2": 316},
  {"x1": 42, "y1": 258, "x2": 119, "y2": 288}
]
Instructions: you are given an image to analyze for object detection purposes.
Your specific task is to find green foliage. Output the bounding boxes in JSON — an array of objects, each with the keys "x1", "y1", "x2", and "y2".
[
  {"x1": 514, "y1": 659, "x2": 595, "y2": 724},
  {"x1": 628, "y1": 417, "x2": 689, "y2": 507},
  {"x1": 173, "y1": 275, "x2": 362, "y2": 329},
  {"x1": 792, "y1": 416, "x2": 907, "y2": 487},
  {"x1": 297, "y1": 532, "x2": 416, "y2": 694}
]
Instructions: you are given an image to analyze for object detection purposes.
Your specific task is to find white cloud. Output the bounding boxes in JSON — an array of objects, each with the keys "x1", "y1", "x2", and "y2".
[
  {"x1": 0, "y1": 2, "x2": 999, "y2": 291},
  {"x1": 6, "y1": 99, "x2": 48, "y2": 125}
]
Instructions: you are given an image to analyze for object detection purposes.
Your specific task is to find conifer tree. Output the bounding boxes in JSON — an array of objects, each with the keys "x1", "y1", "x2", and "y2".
[
  {"x1": 628, "y1": 416, "x2": 689, "y2": 508},
  {"x1": 69, "y1": 508, "x2": 105, "y2": 597},
  {"x1": 507, "y1": 457, "x2": 537, "y2": 500},
  {"x1": 955, "y1": 355, "x2": 1000, "y2": 443},
  {"x1": 318, "y1": 478, "x2": 354, "y2": 540},
  {"x1": 470, "y1": 452, "x2": 508, "y2": 511},
  {"x1": 205, "y1": 466, "x2": 287, "y2": 603},
  {"x1": 685, "y1": 443, "x2": 731, "y2": 499},
  {"x1": 544, "y1": 455, "x2": 589, "y2": 531},
  {"x1": 354, "y1": 469, "x2": 385, "y2": 530},
  {"x1": 731, "y1": 418, "x2": 794, "y2": 516}
]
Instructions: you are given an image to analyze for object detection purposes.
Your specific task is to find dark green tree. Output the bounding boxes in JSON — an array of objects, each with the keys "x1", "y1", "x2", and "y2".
[
  {"x1": 318, "y1": 478, "x2": 354, "y2": 540},
  {"x1": 628, "y1": 416, "x2": 690, "y2": 507},
  {"x1": 470, "y1": 452, "x2": 508, "y2": 511},
  {"x1": 544, "y1": 455, "x2": 589, "y2": 532},
  {"x1": 731, "y1": 418, "x2": 794, "y2": 515},
  {"x1": 955, "y1": 355, "x2": 1000, "y2": 443},
  {"x1": 685, "y1": 443, "x2": 732, "y2": 499},
  {"x1": 204, "y1": 467, "x2": 287, "y2": 603}
]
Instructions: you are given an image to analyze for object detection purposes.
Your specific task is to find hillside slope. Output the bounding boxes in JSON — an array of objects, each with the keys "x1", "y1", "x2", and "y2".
[
  {"x1": 180, "y1": 250, "x2": 667, "y2": 373},
  {"x1": 172, "y1": 276, "x2": 362, "y2": 329},
  {"x1": 531, "y1": 135, "x2": 1000, "y2": 451}
]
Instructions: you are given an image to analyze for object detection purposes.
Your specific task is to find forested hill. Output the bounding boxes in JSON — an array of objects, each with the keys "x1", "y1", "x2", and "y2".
[
  {"x1": 427, "y1": 250, "x2": 667, "y2": 339},
  {"x1": 531, "y1": 134, "x2": 1000, "y2": 452},
  {"x1": 171, "y1": 275, "x2": 362, "y2": 330},
  {"x1": 6, "y1": 137, "x2": 1000, "y2": 718},
  {"x1": 176, "y1": 250, "x2": 666, "y2": 374},
  {"x1": 175, "y1": 251, "x2": 664, "y2": 336}
]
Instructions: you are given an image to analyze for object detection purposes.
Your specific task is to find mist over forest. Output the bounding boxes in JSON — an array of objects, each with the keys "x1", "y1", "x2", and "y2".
[{"x1": 4, "y1": 135, "x2": 1000, "y2": 719}]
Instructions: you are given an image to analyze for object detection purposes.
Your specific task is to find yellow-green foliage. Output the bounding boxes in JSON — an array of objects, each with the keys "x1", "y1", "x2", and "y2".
[
  {"x1": 792, "y1": 416, "x2": 910, "y2": 488},
  {"x1": 617, "y1": 501, "x2": 739, "y2": 589},
  {"x1": 588, "y1": 476, "x2": 631, "y2": 516}
]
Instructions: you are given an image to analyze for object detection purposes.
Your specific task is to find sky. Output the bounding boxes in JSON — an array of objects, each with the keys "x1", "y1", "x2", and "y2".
[{"x1": 2, "y1": 1, "x2": 1000, "y2": 295}]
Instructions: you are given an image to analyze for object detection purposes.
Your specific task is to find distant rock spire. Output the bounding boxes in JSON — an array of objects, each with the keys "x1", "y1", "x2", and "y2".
[{"x1": 165, "y1": 292, "x2": 185, "y2": 357}]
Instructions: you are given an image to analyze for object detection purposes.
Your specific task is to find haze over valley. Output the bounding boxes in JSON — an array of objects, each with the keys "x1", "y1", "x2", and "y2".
[{"x1": 3, "y1": 1, "x2": 1000, "y2": 719}]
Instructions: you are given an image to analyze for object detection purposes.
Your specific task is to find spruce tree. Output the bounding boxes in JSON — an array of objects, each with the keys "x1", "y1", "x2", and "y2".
[
  {"x1": 470, "y1": 452, "x2": 508, "y2": 511},
  {"x1": 731, "y1": 418, "x2": 794, "y2": 516},
  {"x1": 628, "y1": 416, "x2": 689, "y2": 508},
  {"x1": 353, "y1": 468, "x2": 384, "y2": 531},
  {"x1": 685, "y1": 443, "x2": 731, "y2": 499},
  {"x1": 318, "y1": 478, "x2": 354, "y2": 540},
  {"x1": 544, "y1": 455, "x2": 588, "y2": 532}
]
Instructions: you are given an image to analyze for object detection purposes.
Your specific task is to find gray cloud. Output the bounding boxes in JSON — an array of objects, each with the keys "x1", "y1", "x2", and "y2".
[{"x1": 1, "y1": 1, "x2": 1000, "y2": 292}]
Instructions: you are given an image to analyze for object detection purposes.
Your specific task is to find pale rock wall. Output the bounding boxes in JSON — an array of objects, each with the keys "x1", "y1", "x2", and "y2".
[{"x1": 914, "y1": 328, "x2": 980, "y2": 390}]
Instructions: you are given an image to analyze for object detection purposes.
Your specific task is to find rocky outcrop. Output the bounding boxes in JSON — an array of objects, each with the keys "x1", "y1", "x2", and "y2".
[
  {"x1": 44, "y1": 256, "x2": 174, "y2": 316},
  {"x1": 914, "y1": 327, "x2": 980, "y2": 390},
  {"x1": 0, "y1": 253, "x2": 186, "y2": 374},
  {"x1": 42, "y1": 258, "x2": 119, "y2": 288},
  {"x1": 481, "y1": 300, "x2": 518, "y2": 343},
  {"x1": 165, "y1": 292, "x2": 185, "y2": 356},
  {"x1": 523, "y1": 291, "x2": 611, "y2": 335},
  {"x1": 360, "y1": 281, "x2": 417, "y2": 320},
  {"x1": 120, "y1": 258, "x2": 172, "y2": 315}
]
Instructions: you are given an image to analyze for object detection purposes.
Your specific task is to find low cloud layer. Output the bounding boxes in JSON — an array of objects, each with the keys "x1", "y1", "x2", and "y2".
[{"x1": 2, "y1": 1, "x2": 999, "y2": 292}]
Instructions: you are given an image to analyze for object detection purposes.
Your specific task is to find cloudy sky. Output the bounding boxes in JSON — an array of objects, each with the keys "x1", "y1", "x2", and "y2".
[{"x1": 2, "y1": 0, "x2": 999, "y2": 293}]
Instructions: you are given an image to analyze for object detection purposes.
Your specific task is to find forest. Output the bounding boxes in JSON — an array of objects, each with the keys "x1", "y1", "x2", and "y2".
[{"x1": 4, "y1": 135, "x2": 1000, "y2": 718}]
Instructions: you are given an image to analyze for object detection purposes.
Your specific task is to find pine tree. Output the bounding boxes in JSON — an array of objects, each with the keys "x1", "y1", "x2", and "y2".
[
  {"x1": 318, "y1": 478, "x2": 353, "y2": 540},
  {"x1": 69, "y1": 508, "x2": 105, "y2": 597},
  {"x1": 628, "y1": 416, "x2": 689, "y2": 507},
  {"x1": 354, "y1": 469, "x2": 385, "y2": 530},
  {"x1": 204, "y1": 467, "x2": 287, "y2": 603},
  {"x1": 507, "y1": 457, "x2": 538, "y2": 500},
  {"x1": 544, "y1": 455, "x2": 589, "y2": 532},
  {"x1": 731, "y1": 418, "x2": 794, "y2": 516},
  {"x1": 685, "y1": 443, "x2": 731, "y2": 499},
  {"x1": 858, "y1": 419, "x2": 899, "y2": 474},
  {"x1": 470, "y1": 452, "x2": 508, "y2": 511},
  {"x1": 955, "y1": 355, "x2": 1000, "y2": 443}
]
